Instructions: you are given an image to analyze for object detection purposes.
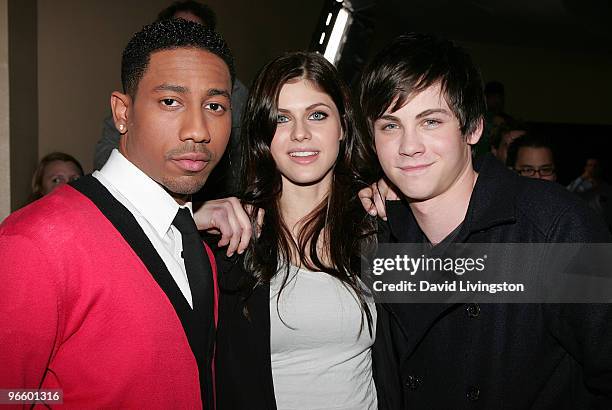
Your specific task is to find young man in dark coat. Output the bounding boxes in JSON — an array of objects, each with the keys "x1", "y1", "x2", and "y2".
[{"x1": 358, "y1": 33, "x2": 612, "y2": 409}]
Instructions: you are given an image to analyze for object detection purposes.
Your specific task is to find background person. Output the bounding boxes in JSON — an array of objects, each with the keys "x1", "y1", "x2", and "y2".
[
  {"x1": 567, "y1": 157, "x2": 612, "y2": 231},
  {"x1": 29, "y1": 151, "x2": 84, "y2": 202},
  {"x1": 567, "y1": 157, "x2": 607, "y2": 193},
  {"x1": 506, "y1": 133, "x2": 557, "y2": 181},
  {"x1": 490, "y1": 119, "x2": 527, "y2": 165}
]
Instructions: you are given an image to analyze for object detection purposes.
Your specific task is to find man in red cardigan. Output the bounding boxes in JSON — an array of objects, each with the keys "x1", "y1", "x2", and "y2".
[{"x1": 0, "y1": 19, "x2": 236, "y2": 409}]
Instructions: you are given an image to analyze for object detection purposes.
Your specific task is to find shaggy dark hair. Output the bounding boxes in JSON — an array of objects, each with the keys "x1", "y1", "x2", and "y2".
[
  {"x1": 121, "y1": 18, "x2": 234, "y2": 97},
  {"x1": 240, "y1": 51, "x2": 378, "y2": 332},
  {"x1": 506, "y1": 133, "x2": 556, "y2": 168},
  {"x1": 359, "y1": 32, "x2": 486, "y2": 138},
  {"x1": 157, "y1": 0, "x2": 217, "y2": 30}
]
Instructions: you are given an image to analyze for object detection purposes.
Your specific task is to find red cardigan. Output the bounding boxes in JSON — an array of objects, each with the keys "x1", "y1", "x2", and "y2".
[{"x1": 0, "y1": 183, "x2": 218, "y2": 409}]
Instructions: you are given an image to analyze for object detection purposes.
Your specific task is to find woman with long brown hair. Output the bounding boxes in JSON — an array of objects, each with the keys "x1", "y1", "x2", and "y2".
[{"x1": 215, "y1": 51, "x2": 383, "y2": 409}]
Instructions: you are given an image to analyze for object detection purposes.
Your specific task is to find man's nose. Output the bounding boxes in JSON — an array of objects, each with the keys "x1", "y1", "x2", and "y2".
[
  {"x1": 180, "y1": 108, "x2": 211, "y2": 143},
  {"x1": 399, "y1": 127, "x2": 425, "y2": 157}
]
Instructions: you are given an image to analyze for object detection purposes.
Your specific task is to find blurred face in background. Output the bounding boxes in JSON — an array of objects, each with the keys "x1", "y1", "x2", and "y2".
[
  {"x1": 495, "y1": 129, "x2": 526, "y2": 164},
  {"x1": 485, "y1": 92, "x2": 504, "y2": 114},
  {"x1": 584, "y1": 158, "x2": 601, "y2": 180},
  {"x1": 514, "y1": 146, "x2": 556, "y2": 182},
  {"x1": 41, "y1": 160, "x2": 82, "y2": 195}
]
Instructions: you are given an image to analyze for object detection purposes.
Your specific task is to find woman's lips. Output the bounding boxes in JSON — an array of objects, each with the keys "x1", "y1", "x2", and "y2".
[{"x1": 288, "y1": 151, "x2": 320, "y2": 165}]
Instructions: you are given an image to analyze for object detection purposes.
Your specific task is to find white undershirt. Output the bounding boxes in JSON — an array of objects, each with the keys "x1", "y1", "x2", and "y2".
[
  {"x1": 270, "y1": 264, "x2": 378, "y2": 410},
  {"x1": 93, "y1": 149, "x2": 193, "y2": 308}
]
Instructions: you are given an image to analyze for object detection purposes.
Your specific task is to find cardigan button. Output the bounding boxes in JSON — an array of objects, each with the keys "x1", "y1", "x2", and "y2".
[
  {"x1": 466, "y1": 385, "x2": 480, "y2": 401},
  {"x1": 466, "y1": 303, "x2": 480, "y2": 318},
  {"x1": 405, "y1": 375, "x2": 422, "y2": 390}
]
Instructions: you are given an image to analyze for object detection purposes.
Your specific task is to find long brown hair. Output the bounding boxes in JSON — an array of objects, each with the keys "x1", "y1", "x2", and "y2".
[{"x1": 240, "y1": 52, "x2": 379, "y2": 332}]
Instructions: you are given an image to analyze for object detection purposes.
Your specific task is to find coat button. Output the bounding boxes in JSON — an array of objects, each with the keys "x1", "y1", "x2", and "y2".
[
  {"x1": 466, "y1": 303, "x2": 480, "y2": 318},
  {"x1": 405, "y1": 375, "x2": 422, "y2": 390},
  {"x1": 466, "y1": 386, "x2": 480, "y2": 401}
]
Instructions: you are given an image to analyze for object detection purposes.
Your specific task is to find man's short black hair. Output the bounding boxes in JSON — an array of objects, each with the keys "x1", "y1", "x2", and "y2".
[
  {"x1": 121, "y1": 18, "x2": 234, "y2": 98},
  {"x1": 359, "y1": 33, "x2": 486, "y2": 137},
  {"x1": 157, "y1": 0, "x2": 217, "y2": 30},
  {"x1": 506, "y1": 133, "x2": 555, "y2": 168}
]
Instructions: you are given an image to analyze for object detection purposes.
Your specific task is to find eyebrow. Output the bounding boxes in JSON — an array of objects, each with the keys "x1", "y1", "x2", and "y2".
[
  {"x1": 153, "y1": 85, "x2": 230, "y2": 99},
  {"x1": 278, "y1": 102, "x2": 334, "y2": 112},
  {"x1": 416, "y1": 108, "x2": 452, "y2": 119},
  {"x1": 376, "y1": 114, "x2": 401, "y2": 122},
  {"x1": 208, "y1": 88, "x2": 231, "y2": 99},
  {"x1": 518, "y1": 163, "x2": 554, "y2": 167},
  {"x1": 154, "y1": 84, "x2": 188, "y2": 93}
]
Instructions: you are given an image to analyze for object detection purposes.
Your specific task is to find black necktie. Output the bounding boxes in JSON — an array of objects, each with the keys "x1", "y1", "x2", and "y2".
[
  {"x1": 172, "y1": 207, "x2": 215, "y2": 406},
  {"x1": 172, "y1": 207, "x2": 210, "y2": 309}
]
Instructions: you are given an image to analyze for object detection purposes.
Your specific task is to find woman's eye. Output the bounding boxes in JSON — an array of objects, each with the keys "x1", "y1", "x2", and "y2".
[
  {"x1": 309, "y1": 111, "x2": 328, "y2": 121},
  {"x1": 277, "y1": 114, "x2": 289, "y2": 123}
]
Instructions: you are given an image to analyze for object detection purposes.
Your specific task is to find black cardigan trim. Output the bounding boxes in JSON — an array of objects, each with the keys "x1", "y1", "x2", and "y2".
[{"x1": 71, "y1": 175, "x2": 215, "y2": 409}]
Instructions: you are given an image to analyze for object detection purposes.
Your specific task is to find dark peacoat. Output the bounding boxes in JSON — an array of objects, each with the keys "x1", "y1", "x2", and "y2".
[{"x1": 374, "y1": 154, "x2": 612, "y2": 409}]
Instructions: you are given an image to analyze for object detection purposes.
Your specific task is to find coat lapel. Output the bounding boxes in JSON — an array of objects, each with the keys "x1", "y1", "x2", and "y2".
[
  {"x1": 381, "y1": 200, "x2": 461, "y2": 360},
  {"x1": 216, "y1": 254, "x2": 278, "y2": 409}
]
